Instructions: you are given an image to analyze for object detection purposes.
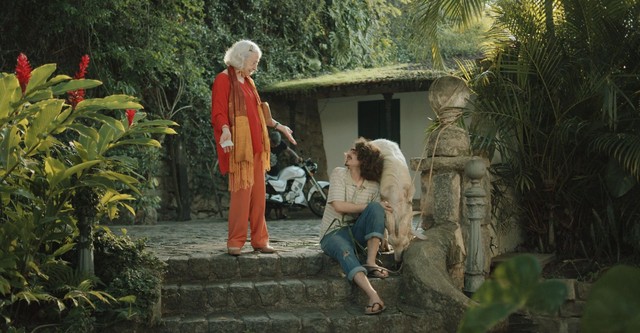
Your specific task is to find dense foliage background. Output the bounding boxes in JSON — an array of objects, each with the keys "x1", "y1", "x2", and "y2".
[{"x1": 1, "y1": 0, "x2": 412, "y2": 219}]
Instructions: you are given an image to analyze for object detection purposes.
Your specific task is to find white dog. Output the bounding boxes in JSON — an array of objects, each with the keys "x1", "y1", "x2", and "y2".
[{"x1": 371, "y1": 139, "x2": 425, "y2": 262}]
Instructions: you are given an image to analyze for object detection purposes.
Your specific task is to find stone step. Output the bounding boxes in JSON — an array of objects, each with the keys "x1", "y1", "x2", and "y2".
[
  {"x1": 157, "y1": 305, "x2": 431, "y2": 333},
  {"x1": 162, "y1": 275, "x2": 402, "y2": 316},
  {"x1": 163, "y1": 248, "x2": 398, "y2": 284}
]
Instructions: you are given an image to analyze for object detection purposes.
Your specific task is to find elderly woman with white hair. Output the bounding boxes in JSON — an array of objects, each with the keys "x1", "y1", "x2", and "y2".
[{"x1": 211, "y1": 40, "x2": 297, "y2": 256}]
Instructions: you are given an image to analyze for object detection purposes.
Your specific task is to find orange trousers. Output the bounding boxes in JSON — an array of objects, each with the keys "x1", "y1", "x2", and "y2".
[{"x1": 227, "y1": 152, "x2": 270, "y2": 249}]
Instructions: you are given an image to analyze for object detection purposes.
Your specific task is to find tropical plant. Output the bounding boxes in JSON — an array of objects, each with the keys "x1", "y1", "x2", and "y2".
[
  {"x1": 580, "y1": 265, "x2": 640, "y2": 333},
  {"x1": 408, "y1": 0, "x2": 489, "y2": 69},
  {"x1": 0, "y1": 54, "x2": 176, "y2": 331},
  {"x1": 457, "y1": 254, "x2": 568, "y2": 333},
  {"x1": 458, "y1": 254, "x2": 640, "y2": 333},
  {"x1": 457, "y1": 0, "x2": 640, "y2": 260}
]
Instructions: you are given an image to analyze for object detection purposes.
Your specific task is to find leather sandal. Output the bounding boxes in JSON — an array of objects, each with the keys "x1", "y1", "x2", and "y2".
[
  {"x1": 227, "y1": 247, "x2": 241, "y2": 256},
  {"x1": 364, "y1": 302, "x2": 386, "y2": 315},
  {"x1": 253, "y1": 246, "x2": 276, "y2": 254}
]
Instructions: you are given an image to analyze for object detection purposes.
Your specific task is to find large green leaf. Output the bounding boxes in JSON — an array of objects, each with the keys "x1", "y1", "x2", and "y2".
[
  {"x1": 24, "y1": 64, "x2": 56, "y2": 95},
  {"x1": 132, "y1": 119, "x2": 179, "y2": 128},
  {"x1": 525, "y1": 279, "x2": 569, "y2": 313},
  {"x1": 458, "y1": 302, "x2": 516, "y2": 333},
  {"x1": 26, "y1": 89, "x2": 54, "y2": 103},
  {"x1": 68, "y1": 123, "x2": 99, "y2": 142},
  {"x1": 458, "y1": 255, "x2": 568, "y2": 333},
  {"x1": 0, "y1": 126, "x2": 21, "y2": 170},
  {"x1": 581, "y1": 265, "x2": 640, "y2": 333},
  {"x1": 111, "y1": 138, "x2": 162, "y2": 149},
  {"x1": 45, "y1": 74, "x2": 73, "y2": 86},
  {"x1": 0, "y1": 74, "x2": 21, "y2": 119},
  {"x1": 92, "y1": 171, "x2": 141, "y2": 194},
  {"x1": 62, "y1": 160, "x2": 101, "y2": 181},
  {"x1": 605, "y1": 158, "x2": 637, "y2": 198},
  {"x1": 74, "y1": 95, "x2": 143, "y2": 113},
  {"x1": 86, "y1": 112, "x2": 127, "y2": 135},
  {"x1": 44, "y1": 157, "x2": 67, "y2": 189},
  {"x1": 24, "y1": 99, "x2": 64, "y2": 152},
  {"x1": 51, "y1": 79, "x2": 103, "y2": 96},
  {"x1": 97, "y1": 125, "x2": 116, "y2": 155},
  {"x1": 478, "y1": 254, "x2": 541, "y2": 303},
  {"x1": 51, "y1": 243, "x2": 76, "y2": 257}
]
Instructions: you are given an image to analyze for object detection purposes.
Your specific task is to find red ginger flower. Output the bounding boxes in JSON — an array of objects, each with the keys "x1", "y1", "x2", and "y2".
[
  {"x1": 15, "y1": 53, "x2": 32, "y2": 94},
  {"x1": 68, "y1": 54, "x2": 90, "y2": 108},
  {"x1": 126, "y1": 109, "x2": 137, "y2": 127},
  {"x1": 74, "y1": 55, "x2": 90, "y2": 79}
]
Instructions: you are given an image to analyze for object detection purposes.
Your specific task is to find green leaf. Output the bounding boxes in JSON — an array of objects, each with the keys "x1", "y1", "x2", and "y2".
[
  {"x1": 94, "y1": 171, "x2": 141, "y2": 194},
  {"x1": 474, "y1": 255, "x2": 541, "y2": 305},
  {"x1": 604, "y1": 159, "x2": 636, "y2": 198},
  {"x1": 26, "y1": 89, "x2": 54, "y2": 103},
  {"x1": 44, "y1": 157, "x2": 68, "y2": 189},
  {"x1": 525, "y1": 279, "x2": 568, "y2": 313},
  {"x1": 51, "y1": 243, "x2": 76, "y2": 257},
  {"x1": 133, "y1": 119, "x2": 179, "y2": 127},
  {"x1": 88, "y1": 112, "x2": 127, "y2": 134},
  {"x1": 97, "y1": 124, "x2": 116, "y2": 155},
  {"x1": 111, "y1": 138, "x2": 162, "y2": 148},
  {"x1": 581, "y1": 265, "x2": 640, "y2": 333},
  {"x1": 118, "y1": 295, "x2": 136, "y2": 304},
  {"x1": 0, "y1": 126, "x2": 21, "y2": 170},
  {"x1": 74, "y1": 95, "x2": 143, "y2": 113},
  {"x1": 131, "y1": 127, "x2": 177, "y2": 135},
  {"x1": 51, "y1": 79, "x2": 103, "y2": 95},
  {"x1": 458, "y1": 303, "x2": 516, "y2": 333},
  {"x1": 458, "y1": 255, "x2": 568, "y2": 333},
  {"x1": 62, "y1": 160, "x2": 101, "y2": 180},
  {"x1": 25, "y1": 64, "x2": 56, "y2": 95},
  {"x1": 46, "y1": 74, "x2": 73, "y2": 86},
  {"x1": 0, "y1": 74, "x2": 21, "y2": 119},
  {"x1": 68, "y1": 123, "x2": 99, "y2": 142},
  {"x1": 24, "y1": 99, "x2": 65, "y2": 152}
]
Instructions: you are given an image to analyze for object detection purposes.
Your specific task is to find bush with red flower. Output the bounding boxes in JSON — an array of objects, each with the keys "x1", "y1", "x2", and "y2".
[{"x1": 0, "y1": 53, "x2": 177, "y2": 332}]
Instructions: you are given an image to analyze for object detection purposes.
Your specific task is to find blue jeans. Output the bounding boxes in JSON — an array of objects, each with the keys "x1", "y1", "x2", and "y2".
[{"x1": 320, "y1": 202, "x2": 386, "y2": 281}]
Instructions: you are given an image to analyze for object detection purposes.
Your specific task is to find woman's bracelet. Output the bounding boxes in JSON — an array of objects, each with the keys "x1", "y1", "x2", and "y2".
[{"x1": 272, "y1": 121, "x2": 280, "y2": 129}]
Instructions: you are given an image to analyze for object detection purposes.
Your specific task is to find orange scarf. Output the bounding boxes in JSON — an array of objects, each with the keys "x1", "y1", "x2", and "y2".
[{"x1": 227, "y1": 67, "x2": 270, "y2": 191}]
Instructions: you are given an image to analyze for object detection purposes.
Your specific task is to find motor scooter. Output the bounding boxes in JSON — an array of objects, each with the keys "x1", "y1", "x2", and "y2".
[{"x1": 265, "y1": 158, "x2": 329, "y2": 217}]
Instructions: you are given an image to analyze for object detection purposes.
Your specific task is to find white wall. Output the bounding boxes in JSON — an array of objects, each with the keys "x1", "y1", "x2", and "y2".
[{"x1": 318, "y1": 91, "x2": 435, "y2": 199}]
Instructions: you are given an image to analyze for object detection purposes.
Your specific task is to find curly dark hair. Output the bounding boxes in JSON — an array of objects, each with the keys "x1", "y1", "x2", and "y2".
[{"x1": 353, "y1": 137, "x2": 384, "y2": 182}]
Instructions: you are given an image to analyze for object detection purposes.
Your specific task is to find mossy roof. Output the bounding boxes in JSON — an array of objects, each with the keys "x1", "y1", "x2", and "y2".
[{"x1": 261, "y1": 63, "x2": 449, "y2": 97}]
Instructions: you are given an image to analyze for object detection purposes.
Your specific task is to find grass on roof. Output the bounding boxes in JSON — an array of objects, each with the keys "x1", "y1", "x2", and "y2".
[{"x1": 263, "y1": 63, "x2": 446, "y2": 93}]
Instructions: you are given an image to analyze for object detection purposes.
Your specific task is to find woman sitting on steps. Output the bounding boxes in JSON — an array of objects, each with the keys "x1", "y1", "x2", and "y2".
[{"x1": 318, "y1": 137, "x2": 394, "y2": 315}]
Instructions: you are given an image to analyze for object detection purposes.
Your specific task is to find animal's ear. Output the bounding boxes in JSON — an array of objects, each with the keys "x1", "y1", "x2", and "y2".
[
  {"x1": 385, "y1": 210, "x2": 396, "y2": 235},
  {"x1": 411, "y1": 229, "x2": 427, "y2": 240}
]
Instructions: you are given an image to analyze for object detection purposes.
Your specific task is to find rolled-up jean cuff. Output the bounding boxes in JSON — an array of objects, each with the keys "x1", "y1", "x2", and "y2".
[
  {"x1": 347, "y1": 266, "x2": 367, "y2": 281},
  {"x1": 364, "y1": 232, "x2": 384, "y2": 241}
]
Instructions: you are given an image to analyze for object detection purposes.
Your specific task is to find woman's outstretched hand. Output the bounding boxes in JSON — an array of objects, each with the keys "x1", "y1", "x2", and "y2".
[{"x1": 278, "y1": 124, "x2": 297, "y2": 145}]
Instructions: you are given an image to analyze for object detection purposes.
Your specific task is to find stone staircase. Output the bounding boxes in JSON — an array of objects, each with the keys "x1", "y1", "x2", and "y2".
[{"x1": 154, "y1": 248, "x2": 431, "y2": 332}]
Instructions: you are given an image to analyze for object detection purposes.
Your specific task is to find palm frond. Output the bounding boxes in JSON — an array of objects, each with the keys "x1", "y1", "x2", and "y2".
[
  {"x1": 409, "y1": 0, "x2": 489, "y2": 68},
  {"x1": 591, "y1": 133, "x2": 640, "y2": 180}
]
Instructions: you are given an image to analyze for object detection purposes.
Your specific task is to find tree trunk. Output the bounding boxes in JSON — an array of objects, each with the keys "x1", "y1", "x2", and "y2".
[{"x1": 168, "y1": 135, "x2": 192, "y2": 221}]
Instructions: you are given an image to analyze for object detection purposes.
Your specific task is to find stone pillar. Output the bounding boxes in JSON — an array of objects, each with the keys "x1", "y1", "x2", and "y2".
[
  {"x1": 410, "y1": 76, "x2": 473, "y2": 288},
  {"x1": 410, "y1": 76, "x2": 493, "y2": 289},
  {"x1": 463, "y1": 157, "x2": 487, "y2": 296}
]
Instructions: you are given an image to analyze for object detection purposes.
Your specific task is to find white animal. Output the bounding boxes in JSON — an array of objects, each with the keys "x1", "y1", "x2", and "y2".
[{"x1": 371, "y1": 139, "x2": 425, "y2": 262}]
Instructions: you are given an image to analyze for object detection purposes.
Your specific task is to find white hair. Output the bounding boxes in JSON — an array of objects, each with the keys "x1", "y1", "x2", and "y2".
[{"x1": 223, "y1": 40, "x2": 262, "y2": 69}]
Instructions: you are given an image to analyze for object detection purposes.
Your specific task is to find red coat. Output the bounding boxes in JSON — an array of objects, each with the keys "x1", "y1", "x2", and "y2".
[{"x1": 211, "y1": 72, "x2": 264, "y2": 174}]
